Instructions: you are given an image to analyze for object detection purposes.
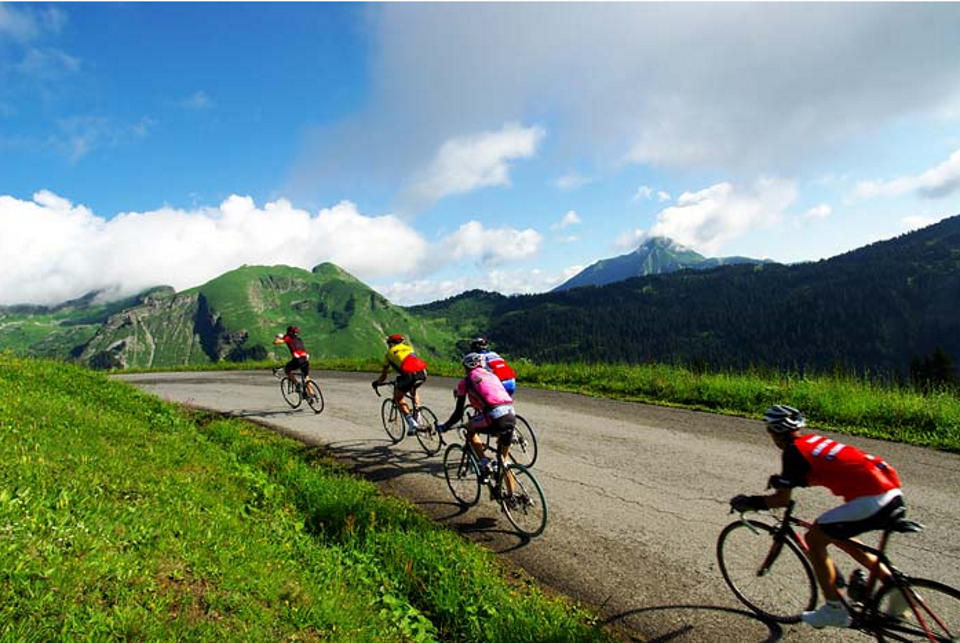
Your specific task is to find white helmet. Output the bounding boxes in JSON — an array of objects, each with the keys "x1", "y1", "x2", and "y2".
[
  {"x1": 764, "y1": 404, "x2": 806, "y2": 434},
  {"x1": 462, "y1": 352, "x2": 484, "y2": 369}
]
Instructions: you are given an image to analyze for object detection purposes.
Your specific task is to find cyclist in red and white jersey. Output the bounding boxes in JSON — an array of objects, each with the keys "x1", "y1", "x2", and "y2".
[
  {"x1": 730, "y1": 405, "x2": 904, "y2": 629},
  {"x1": 273, "y1": 326, "x2": 313, "y2": 384},
  {"x1": 469, "y1": 336, "x2": 516, "y2": 397}
]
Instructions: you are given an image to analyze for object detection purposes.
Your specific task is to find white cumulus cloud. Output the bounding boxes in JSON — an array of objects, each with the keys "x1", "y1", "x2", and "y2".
[
  {"x1": 442, "y1": 220, "x2": 542, "y2": 268},
  {"x1": 648, "y1": 178, "x2": 798, "y2": 254},
  {"x1": 0, "y1": 192, "x2": 547, "y2": 306},
  {"x1": 551, "y1": 210, "x2": 581, "y2": 231},
  {"x1": 803, "y1": 204, "x2": 833, "y2": 219},
  {"x1": 853, "y1": 148, "x2": 960, "y2": 201},
  {"x1": 401, "y1": 122, "x2": 545, "y2": 212},
  {"x1": 0, "y1": 192, "x2": 429, "y2": 306}
]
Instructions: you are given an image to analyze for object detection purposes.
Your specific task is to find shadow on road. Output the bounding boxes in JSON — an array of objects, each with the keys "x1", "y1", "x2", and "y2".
[
  {"x1": 604, "y1": 604, "x2": 784, "y2": 643},
  {"x1": 226, "y1": 408, "x2": 303, "y2": 419}
]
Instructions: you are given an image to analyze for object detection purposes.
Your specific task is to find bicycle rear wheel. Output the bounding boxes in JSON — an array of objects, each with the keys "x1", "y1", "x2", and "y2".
[
  {"x1": 870, "y1": 578, "x2": 960, "y2": 642},
  {"x1": 508, "y1": 415, "x2": 538, "y2": 468},
  {"x1": 304, "y1": 380, "x2": 324, "y2": 414},
  {"x1": 443, "y1": 443, "x2": 481, "y2": 507},
  {"x1": 501, "y1": 464, "x2": 548, "y2": 538},
  {"x1": 716, "y1": 519, "x2": 817, "y2": 623},
  {"x1": 381, "y1": 399, "x2": 404, "y2": 443},
  {"x1": 414, "y1": 406, "x2": 442, "y2": 456},
  {"x1": 280, "y1": 377, "x2": 302, "y2": 409}
]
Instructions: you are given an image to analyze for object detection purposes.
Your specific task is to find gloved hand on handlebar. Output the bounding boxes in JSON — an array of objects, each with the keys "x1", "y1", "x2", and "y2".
[
  {"x1": 730, "y1": 494, "x2": 767, "y2": 513},
  {"x1": 371, "y1": 380, "x2": 380, "y2": 390}
]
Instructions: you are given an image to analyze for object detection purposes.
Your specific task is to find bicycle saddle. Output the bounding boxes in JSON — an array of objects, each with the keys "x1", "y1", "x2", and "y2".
[{"x1": 885, "y1": 506, "x2": 924, "y2": 534}]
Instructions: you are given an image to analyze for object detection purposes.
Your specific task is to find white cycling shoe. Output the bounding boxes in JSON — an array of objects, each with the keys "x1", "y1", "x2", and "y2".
[
  {"x1": 884, "y1": 589, "x2": 911, "y2": 620},
  {"x1": 802, "y1": 602, "x2": 852, "y2": 629}
]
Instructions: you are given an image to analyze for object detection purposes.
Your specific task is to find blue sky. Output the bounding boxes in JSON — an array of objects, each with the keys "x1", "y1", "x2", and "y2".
[{"x1": 2, "y1": 2, "x2": 960, "y2": 306}]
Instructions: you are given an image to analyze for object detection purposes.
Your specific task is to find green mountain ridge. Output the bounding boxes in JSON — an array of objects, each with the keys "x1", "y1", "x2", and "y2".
[
  {"x1": 552, "y1": 236, "x2": 771, "y2": 291},
  {"x1": 2, "y1": 263, "x2": 456, "y2": 370}
]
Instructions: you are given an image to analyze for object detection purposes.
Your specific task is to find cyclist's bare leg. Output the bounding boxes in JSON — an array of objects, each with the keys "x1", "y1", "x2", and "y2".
[
  {"x1": 806, "y1": 525, "x2": 844, "y2": 601},
  {"x1": 833, "y1": 538, "x2": 892, "y2": 582},
  {"x1": 394, "y1": 388, "x2": 411, "y2": 416},
  {"x1": 468, "y1": 432, "x2": 485, "y2": 462},
  {"x1": 497, "y1": 434, "x2": 515, "y2": 496}
]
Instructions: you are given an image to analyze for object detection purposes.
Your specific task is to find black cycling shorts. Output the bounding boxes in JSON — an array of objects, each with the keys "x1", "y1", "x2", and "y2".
[
  {"x1": 819, "y1": 494, "x2": 905, "y2": 540},
  {"x1": 469, "y1": 412, "x2": 516, "y2": 437},
  {"x1": 286, "y1": 356, "x2": 309, "y2": 377},
  {"x1": 396, "y1": 369, "x2": 426, "y2": 393}
]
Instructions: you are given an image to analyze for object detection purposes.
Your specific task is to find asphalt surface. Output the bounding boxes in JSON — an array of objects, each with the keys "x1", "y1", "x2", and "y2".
[{"x1": 117, "y1": 370, "x2": 960, "y2": 643}]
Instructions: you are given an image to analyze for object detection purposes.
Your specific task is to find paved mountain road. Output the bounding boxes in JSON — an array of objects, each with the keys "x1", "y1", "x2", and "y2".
[{"x1": 118, "y1": 370, "x2": 960, "y2": 643}]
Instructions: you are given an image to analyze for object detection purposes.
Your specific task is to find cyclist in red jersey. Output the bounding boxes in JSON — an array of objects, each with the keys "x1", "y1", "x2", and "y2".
[
  {"x1": 273, "y1": 326, "x2": 313, "y2": 384},
  {"x1": 730, "y1": 405, "x2": 905, "y2": 629}
]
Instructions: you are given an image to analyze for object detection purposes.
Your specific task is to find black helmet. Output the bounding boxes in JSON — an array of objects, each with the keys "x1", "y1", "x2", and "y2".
[
  {"x1": 764, "y1": 405, "x2": 805, "y2": 434},
  {"x1": 469, "y1": 336, "x2": 488, "y2": 351},
  {"x1": 286, "y1": 326, "x2": 300, "y2": 335}
]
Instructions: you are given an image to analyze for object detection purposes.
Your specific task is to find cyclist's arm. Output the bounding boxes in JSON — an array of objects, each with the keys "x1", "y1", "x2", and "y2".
[
  {"x1": 763, "y1": 446, "x2": 809, "y2": 507},
  {"x1": 441, "y1": 394, "x2": 467, "y2": 428},
  {"x1": 371, "y1": 354, "x2": 393, "y2": 386}
]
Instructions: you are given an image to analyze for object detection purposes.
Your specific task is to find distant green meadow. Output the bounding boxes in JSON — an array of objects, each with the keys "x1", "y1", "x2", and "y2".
[{"x1": 0, "y1": 355, "x2": 610, "y2": 642}]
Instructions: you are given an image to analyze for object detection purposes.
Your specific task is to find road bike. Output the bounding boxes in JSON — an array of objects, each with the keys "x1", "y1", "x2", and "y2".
[
  {"x1": 481, "y1": 413, "x2": 538, "y2": 468},
  {"x1": 442, "y1": 421, "x2": 548, "y2": 538},
  {"x1": 717, "y1": 500, "x2": 960, "y2": 641},
  {"x1": 272, "y1": 367, "x2": 324, "y2": 414},
  {"x1": 373, "y1": 380, "x2": 441, "y2": 456}
]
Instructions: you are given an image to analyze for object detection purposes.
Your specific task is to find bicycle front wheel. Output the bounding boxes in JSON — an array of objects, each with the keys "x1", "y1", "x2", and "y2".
[
  {"x1": 443, "y1": 443, "x2": 481, "y2": 507},
  {"x1": 508, "y1": 415, "x2": 538, "y2": 468},
  {"x1": 304, "y1": 380, "x2": 325, "y2": 414},
  {"x1": 501, "y1": 464, "x2": 548, "y2": 538},
  {"x1": 870, "y1": 577, "x2": 960, "y2": 642},
  {"x1": 414, "y1": 406, "x2": 442, "y2": 456},
  {"x1": 381, "y1": 399, "x2": 404, "y2": 443},
  {"x1": 280, "y1": 377, "x2": 302, "y2": 409},
  {"x1": 716, "y1": 519, "x2": 817, "y2": 623}
]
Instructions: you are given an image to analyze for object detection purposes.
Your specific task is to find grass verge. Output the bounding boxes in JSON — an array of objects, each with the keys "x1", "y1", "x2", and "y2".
[{"x1": 0, "y1": 355, "x2": 612, "y2": 643}]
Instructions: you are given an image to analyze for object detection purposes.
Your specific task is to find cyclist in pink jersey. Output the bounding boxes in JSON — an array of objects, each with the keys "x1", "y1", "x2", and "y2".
[
  {"x1": 730, "y1": 404, "x2": 905, "y2": 629},
  {"x1": 437, "y1": 353, "x2": 518, "y2": 499}
]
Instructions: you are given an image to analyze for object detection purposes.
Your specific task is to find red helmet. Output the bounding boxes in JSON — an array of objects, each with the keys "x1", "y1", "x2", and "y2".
[
  {"x1": 286, "y1": 326, "x2": 300, "y2": 335},
  {"x1": 386, "y1": 333, "x2": 404, "y2": 345}
]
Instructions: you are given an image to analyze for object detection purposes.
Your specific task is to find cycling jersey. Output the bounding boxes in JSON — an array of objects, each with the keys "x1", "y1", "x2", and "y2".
[
  {"x1": 455, "y1": 367, "x2": 514, "y2": 411},
  {"x1": 383, "y1": 342, "x2": 428, "y2": 374},
  {"x1": 441, "y1": 367, "x2": 515, "y2": 435},
  {"x1": 479, "y1": 350, "x2": 516, "y2": 394},
  {"x1": 281, "y1": 335, "x2": 309, "y2": 359},
  {"x1": 775, "y1": 434, "x2": 901, "y2": 502}
]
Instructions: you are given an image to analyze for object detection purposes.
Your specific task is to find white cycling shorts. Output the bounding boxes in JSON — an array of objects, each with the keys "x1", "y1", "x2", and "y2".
[{"x1": 818, "y1": 489, "x2": 903, "y2": 525}]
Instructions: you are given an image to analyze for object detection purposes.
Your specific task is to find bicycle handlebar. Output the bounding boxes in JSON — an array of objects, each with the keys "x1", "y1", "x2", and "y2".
[{"x1": 372, "y1": 379, "x2": 397, "y2": 397}]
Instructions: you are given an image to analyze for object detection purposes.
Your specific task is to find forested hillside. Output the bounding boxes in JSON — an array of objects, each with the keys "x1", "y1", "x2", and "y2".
[{"x1": 418, "y1": 214, "x2": 960, "y2": 380}]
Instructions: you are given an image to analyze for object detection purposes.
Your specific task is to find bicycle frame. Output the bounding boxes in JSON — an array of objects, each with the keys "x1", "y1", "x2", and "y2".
[
  {"x1": 374, "y1": 379, "x2": 421, "y2": 413},
  {"x1": 734, "y1": 502, "x2": 953, "y2": 642}
]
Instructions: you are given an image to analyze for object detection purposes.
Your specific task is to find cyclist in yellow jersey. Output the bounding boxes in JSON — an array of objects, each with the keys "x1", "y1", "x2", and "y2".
[{"x1": 372, "y1": 334, "x2": 428, "y2": 435}]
